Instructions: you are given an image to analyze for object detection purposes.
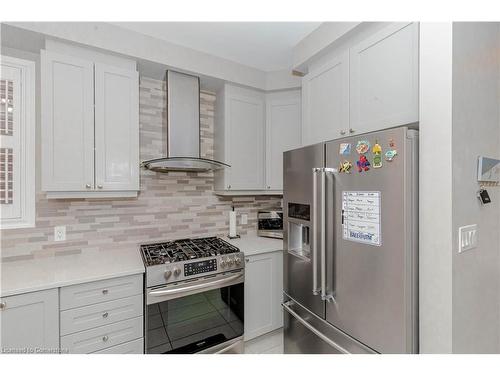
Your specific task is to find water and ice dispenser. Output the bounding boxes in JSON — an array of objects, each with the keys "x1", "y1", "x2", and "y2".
[{"x1": 287, "y1": 203, "x2": 311, "y2": 259}]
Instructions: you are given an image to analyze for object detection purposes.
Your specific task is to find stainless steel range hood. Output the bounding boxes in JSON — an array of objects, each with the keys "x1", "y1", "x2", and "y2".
[{"x1": 141, "y1": 70, "x2": 229, "y2": 173}]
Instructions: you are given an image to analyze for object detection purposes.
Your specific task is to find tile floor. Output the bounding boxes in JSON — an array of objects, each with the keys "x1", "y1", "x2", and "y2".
[{"x1": 244, "y1": 328, "x2": 284, "y2": 354}]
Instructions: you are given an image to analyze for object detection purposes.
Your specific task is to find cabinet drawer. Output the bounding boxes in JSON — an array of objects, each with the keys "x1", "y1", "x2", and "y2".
[
  {"x1": 60, "y1": 274, "x2": 143, "y2": 310},
  {"x1": 60, "y1": 316, "x2": 143, "y2": 354},
  {"x1": 93, "y1": 338, "x2": 143, "y2": 354},
  {"x1": 60, "y1": 294, "x2": 143, "y2": 335}
]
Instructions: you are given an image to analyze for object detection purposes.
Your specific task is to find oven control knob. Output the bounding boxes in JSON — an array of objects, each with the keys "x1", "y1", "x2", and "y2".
[
  {"x1": 235, "y1": 257, "x2": 242, "y2": 266},
  {"x1": 228, "y1": 258, "x2": 235, "y2": 267},
  {"x1": 164, "y1": 270, "x2": 172, "y2": 280},
  {"x1": 220, "y1": 260, "x2": 227, "y2": 268},
  {"x1": 173, "y1": 268, "x2": 181, "y2": 277}
]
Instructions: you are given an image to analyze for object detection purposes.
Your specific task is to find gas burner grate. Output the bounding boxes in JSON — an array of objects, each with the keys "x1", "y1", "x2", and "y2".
[{"x1": 140, "y1": 237, "x2": 240, "y2": 266}]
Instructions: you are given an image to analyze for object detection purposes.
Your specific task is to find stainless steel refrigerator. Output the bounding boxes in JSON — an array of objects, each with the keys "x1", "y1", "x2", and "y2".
[{"x1": 282, "y1": 126, "x2": 418, "y2": 354}]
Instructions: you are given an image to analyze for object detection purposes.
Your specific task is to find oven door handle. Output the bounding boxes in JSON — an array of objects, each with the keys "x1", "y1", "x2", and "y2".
[{"x1": 147, "y1": 272, "x2": 244, "y2": 302}]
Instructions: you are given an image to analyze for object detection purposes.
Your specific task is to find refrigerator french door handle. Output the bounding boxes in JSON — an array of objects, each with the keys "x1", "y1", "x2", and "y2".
[
  {"x1": 322, "y1": 168, "x2": 337, "y2": 303},
  {"x1": 312, "y1": 168, "x2": 321, "y2": 295}
]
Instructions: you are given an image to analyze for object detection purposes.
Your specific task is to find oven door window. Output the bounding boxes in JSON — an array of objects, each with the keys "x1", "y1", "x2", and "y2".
[{"x1": 146, "y1": 283, "x2": 244, "y2": 354}]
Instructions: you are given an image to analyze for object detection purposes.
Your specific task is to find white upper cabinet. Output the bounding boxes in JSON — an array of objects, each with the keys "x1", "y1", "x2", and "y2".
[
  {"x1": 265, "y1": 91, "x2": 301, "y2": 191},
  {"x1": 302, "y1": 51, "x2": 349, "y2": 146},
  {"x1": 41, "y1": 50, "x2": 139, "y2": 198},
  {"x1": 94, "y1": 63, "x2": 139, "y2": 191},
  {"x1": 215, "y1": 84, "x2": 301, "y2": 194},
  {"x1": 215, "y1": 84, "x2": 266, "y2": 192},
  {"x1": 227, "y1": 87, "x2": 265, "y2": 190},
  {"x1": 41, "y1": 50, "x2": 95, "y2": 192},
  {"x1": 300, "y1": 22, "x2": 419, "y2": 144},
  {"x1": 349, "y1": 22, "x2": 419, "y2": 133}
]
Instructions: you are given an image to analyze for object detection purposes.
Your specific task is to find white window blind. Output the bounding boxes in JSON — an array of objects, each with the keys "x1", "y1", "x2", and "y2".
[{"x1": 0, "y1": 55, "x2": 35, "y2": 229}]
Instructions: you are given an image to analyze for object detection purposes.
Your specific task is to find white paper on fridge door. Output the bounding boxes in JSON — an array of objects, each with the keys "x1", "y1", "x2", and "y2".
[{"x1": 342, "y1": 191, "x2": 381, "y2": 246}]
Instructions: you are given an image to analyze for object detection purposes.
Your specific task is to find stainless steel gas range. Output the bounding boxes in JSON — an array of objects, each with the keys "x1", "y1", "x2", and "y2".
[{"x1": 140, "y1": 237, "x2": 245, "y2": 354}]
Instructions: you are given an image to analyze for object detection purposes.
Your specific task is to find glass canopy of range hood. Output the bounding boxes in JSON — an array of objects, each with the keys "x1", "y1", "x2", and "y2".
[{"x1": 141, "y1": 157, "x2": 230, "y2": 173}]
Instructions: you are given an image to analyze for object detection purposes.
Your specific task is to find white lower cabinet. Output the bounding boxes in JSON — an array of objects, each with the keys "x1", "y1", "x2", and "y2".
[
  {"x1": 60, "y1": 294, "x2": 143, "y2": 336},
  {"x1": 0, "y1": 289, "x2": 59, "y2": 354},
  {"x1": 60, "y1": 316, "x2": 143, "y2": 354},
  {"x1": 0, "y1": 274, "x2": 144, "y2": 354},
  {"x1": 59, "y1": 274, "x2": 144, "y2": 354},
  {"x1": 244, "y1": 251, "x2": 283, "y2": 341},
  {"x1": 59, "y1": 274, "x2": 143, "y2": 310},
  {"x1": 94, "y1": 337, "x2": 144, "y2": 354}
]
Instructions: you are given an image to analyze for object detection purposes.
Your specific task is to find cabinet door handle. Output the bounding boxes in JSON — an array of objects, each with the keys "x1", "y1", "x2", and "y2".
[
  {"x1": 340, "y1": 130, "x2": 346, "y2": 136},
  {"x1": 0, "y1": 301, "x2": 6, "y2": 310},
  {"x1": 102, "y1": 289, "x2": 109, "y2": 295},
  {"x1": 85, "y1": 184, "x2": 91, "y2": 189},
  {"x1": 245, "y1": 258, "x2": 249, "y2": 263},
  {"x1": 102, "y1": 335, "x2": 109, "y2": 342},
  {"x1": 97, "y1": 185, "x2": 103, "y2": 189},
  {"x1": 349, "y1": 128, "x2": 356, "y2": 134},
  {"x1": 102, "y1": 312, "x2": 109, "y2": 318}
]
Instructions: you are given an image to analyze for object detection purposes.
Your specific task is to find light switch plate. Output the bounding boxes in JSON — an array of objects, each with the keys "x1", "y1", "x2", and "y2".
[
  {"x1": 458, "y1": 224, "x2": 477, "y2": 253},
  {"x1": 54, "y1": 226, "x2": 66, "y2": 242},
  {"x1": 240, "y1": 214, "x2": 248, "y2": 225}
]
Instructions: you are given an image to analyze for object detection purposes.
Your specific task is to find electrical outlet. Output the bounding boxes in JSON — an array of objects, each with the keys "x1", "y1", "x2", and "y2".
[
  {"x1": 458, "y1": 224, "x2": 477, "y2": 253},
  {"x1": 54, "y1": 226, "x2": 66, "y2": 242},
  {"x1": 240, "y1": 213, "x2": 248, "y2": 225}
]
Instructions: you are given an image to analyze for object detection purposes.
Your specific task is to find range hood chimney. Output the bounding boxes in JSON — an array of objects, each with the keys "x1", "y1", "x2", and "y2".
[{"x1": 141, "y1": 70, "x2": 229, "y2": 173}]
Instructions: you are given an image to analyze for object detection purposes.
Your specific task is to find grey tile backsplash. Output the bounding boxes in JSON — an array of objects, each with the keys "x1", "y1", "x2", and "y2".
[{"x1": 0, "y1": 77, "x2": 281, "y2": 260}]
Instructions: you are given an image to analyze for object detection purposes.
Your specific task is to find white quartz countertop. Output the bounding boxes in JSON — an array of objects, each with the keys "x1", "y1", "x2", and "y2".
[
  {"x1": 0, "y1": 234, "x2": 282, "y2": 298},
  {"x1": 225, "y1": 233, "x2": 283, "y2": 257},
  {"x1": 0, "y1": 247, "x2": 145, "y2": 298}
]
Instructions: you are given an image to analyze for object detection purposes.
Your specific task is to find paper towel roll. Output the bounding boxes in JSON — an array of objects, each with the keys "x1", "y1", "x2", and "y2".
[{"x1": 229, "y1": 211, "x2": 237, "y2": 237}]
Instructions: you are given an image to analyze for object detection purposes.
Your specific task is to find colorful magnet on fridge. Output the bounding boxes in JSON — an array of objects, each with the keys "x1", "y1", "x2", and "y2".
[
  {"x1": 339, "y1": 160, "x2": 352, "y2": 173},
  {"x1": 356, "y1": 140, "x2": 370, "y2": 154},
  {"x1": 385, "y1": 149, "x2": 398, "y2": 161},
  {"x1": 373, "y1": 153, "x2": 382, "y2": 168},
  {"x1": 372, "y1": 141, "x2": 382, "y2": 168},
  {"x1": 357, "y1": 155, "x2": 370, "y2": 172},
  {"x1": 389, "y1": 138, "x2": 396, "y2": 148},
  {"x1": 339, "y1": 143, "x2": 351, "y2": 155}
]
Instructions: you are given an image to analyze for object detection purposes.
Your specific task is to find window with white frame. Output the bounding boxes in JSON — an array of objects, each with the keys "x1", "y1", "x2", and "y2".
[{"x1": 0, "y1": 55, "x2": 35, "y2": 228}]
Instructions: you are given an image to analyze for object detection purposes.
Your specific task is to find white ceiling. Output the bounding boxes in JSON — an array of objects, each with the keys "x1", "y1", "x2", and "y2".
[{"x1": 112, "y1": 22, "x2": 321, "y2": 72}]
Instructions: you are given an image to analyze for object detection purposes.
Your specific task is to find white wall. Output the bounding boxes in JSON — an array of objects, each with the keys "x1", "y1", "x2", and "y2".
[
  {"x1": 419, "y1": 22, "x2": 454, "y2": 353},
  {"x1": 419, "y1": 21, "x2": 500, "y2": 354},
  {"x1": 451, "y1": 22, "x2": 500, "y2": 353}
]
